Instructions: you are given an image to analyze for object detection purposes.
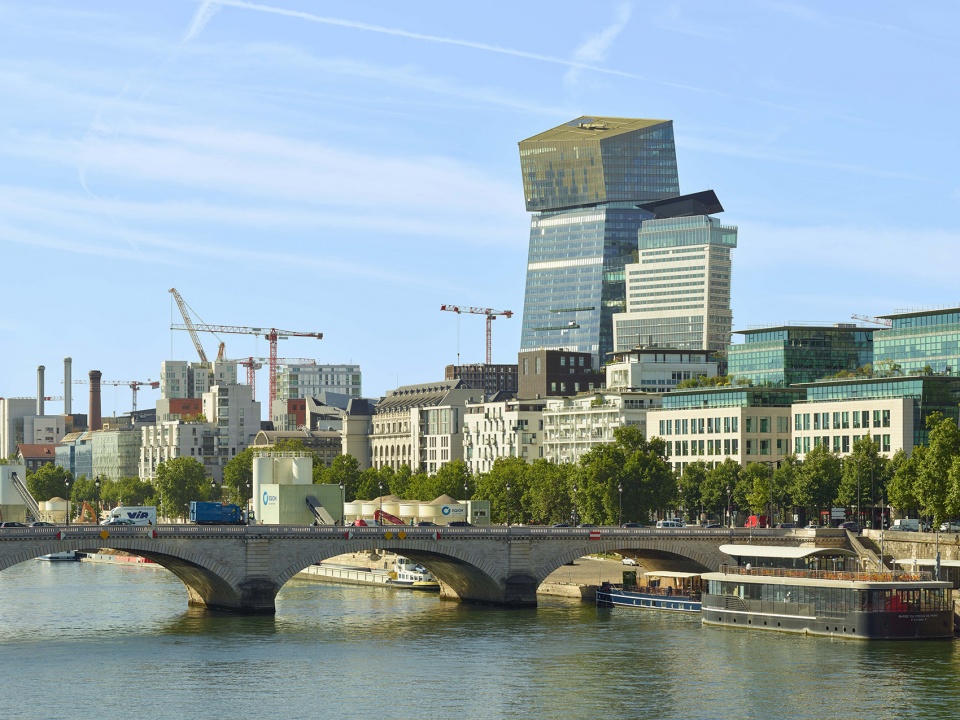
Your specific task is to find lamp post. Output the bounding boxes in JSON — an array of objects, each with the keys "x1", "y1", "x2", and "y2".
[
  {"x1": 378, "y1": 481, "x2": 383, "y2": 523},
  {"x1": 463, "y1": 480, "x2": 469, "y2": 525},
  {"x1": 339, "y1": 480, "x2": 345, "y2": 526},
  {"x1": 726, "y1": 484, "x2": 731, "y2": 528},
  {"x1": 65, "y1": 478, "x2": 71, "y2": 525},
  {"x1": 505, "y1": 481, "x2": 511, "y2": 527},
  {"x1": 95, "y1": 477, "x2": 101, "y2": 518},
  {"x1": 572, "y1": 483, "x2": 578, "y2": 526},
  {"x1": 618, "y1": 483, "x2": 623, "y2": 527},
  {"x1": 246, "y1": 480, "x2": 252, "y2": 524}
]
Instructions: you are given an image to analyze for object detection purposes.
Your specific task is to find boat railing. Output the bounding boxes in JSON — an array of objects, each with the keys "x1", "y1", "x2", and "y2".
[
  {"x1": 602, "y1": 582, "x2": 701, "y2": 600},
  {"x1": 717, "y1": 565, "x2": 934, "y2": 583}
]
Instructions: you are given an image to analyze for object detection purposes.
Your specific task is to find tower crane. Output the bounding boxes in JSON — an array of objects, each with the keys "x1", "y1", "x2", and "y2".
[
  {"x1": 440, "y1": 304, "x2": 513, "y2": 364},
  {"x1": 169, "y1": 288, "x2": 212, "y2": 362},
  {"x1": 74, "y1": 379, "x2": 160, "y2": 413},
  {"x1": 851, "y1": 314, "x2": 893, "y2": 327},
  {"x1": 170, "y1": 323, "x2": 323, "y2": 408},
  {"x1": 220, "y1": 357, "x2": 318, "y2": 402}
]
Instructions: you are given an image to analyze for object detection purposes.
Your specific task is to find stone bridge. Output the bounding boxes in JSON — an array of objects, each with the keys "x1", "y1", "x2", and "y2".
[{"x1": 0, "y1": 524, "x2": 850, "y2": 614}]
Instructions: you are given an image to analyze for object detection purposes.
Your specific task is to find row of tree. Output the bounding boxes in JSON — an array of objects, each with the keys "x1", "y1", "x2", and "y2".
[{"x1": 22, "y1": 413, "x2": 960, "y2": 526}]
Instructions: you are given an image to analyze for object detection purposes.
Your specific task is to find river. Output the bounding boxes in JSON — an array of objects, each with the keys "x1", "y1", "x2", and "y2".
[{"x1": 1, "y1": 558, "x2": 957, "y2": 719}]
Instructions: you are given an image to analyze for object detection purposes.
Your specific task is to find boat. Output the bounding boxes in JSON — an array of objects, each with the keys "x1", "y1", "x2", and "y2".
[
  {"x1": 388, "y1": 557, "x2": 440, "y2": 591},
  {"x1": 700, "y1": 544, "x2": 955, "y2": 640},
  {"x1": 36, "y1": 551, "x2": 79, "y2": 562},
  {"x1": 597, "y1": 570, "x2": 703, "y2": 612}
]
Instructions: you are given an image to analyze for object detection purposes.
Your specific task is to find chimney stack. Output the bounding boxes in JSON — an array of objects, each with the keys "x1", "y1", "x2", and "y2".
[
  {"x1": 37, "y1": 365, "x2": 45, "y2": 416},
  {"x1": 89, "y1": 370, "x2": 102, "y2": 431},
  {"x1": 64, "y1": 357, "x2": 72, "y2": 416}
]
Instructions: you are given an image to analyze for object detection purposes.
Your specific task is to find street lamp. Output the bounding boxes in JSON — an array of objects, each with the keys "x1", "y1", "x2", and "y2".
[
  {"x1": 378, "y1": 481, "x2": 383, "y2": 522},
  {"x1": 339, "y1": 480, "x2": 345, "y2": 526},
  {"x1": 572, "y1": 483, "x2": 578, "y2": 526},
  {"x1": 95, "y1": 477, "x2": 101, "y2": 518},
  {"x1": 505, "y1": 481, "x2": 511, "y2": 526},
  {"x1": 64, "y1": 478, "x2": 71, "y2": 525},
  {"x1": 726, "y1": 484, "x2": 732, "y2": 528},
  {"x1": 618, "y1": 483, "x2": 623, "y2": 527},
  {"x1": 463, "y1": 480, "x2": 470, "y2": 525}
]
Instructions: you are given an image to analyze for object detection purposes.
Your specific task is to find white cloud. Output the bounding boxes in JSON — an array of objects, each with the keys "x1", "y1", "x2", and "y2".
[
  {"x1": 182, "y1": 0, "x2": 222, "y2": 43},
  {"x1": 565, "y1": 3, "x2": 632, "y2": 89}
]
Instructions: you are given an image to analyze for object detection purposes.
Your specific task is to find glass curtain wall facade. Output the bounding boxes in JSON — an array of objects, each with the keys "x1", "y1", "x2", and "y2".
[
  {"x1": 728, "y1": 326, "x2": 874, "y2": 387},
  {"x1": 518, "y1": 118, "x2": 679, "y2": 366},
  {"x1": 874, "y1": 307, "x2": 960, "y2": 375}
]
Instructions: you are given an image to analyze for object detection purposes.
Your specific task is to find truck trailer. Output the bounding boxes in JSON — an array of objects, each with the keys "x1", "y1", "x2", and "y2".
[{"x1": 189, "y1": 501, "x2": 245, "y2": 525}]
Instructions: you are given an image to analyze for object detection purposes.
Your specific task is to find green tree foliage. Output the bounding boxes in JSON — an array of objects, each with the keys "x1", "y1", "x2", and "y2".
[
  {"x1": 154, "y1": 457, "x2": 209, "y2": 520},
  {"x1": 356, "y1": 467, "x2": 383, "y2": 501},
  {"x1": 525, "y1": 459, "x2": 574, "y2": 525},
  {"x1": 473, "y1": 457, "x2": 529, "y2": 524},
  {"x1": 916, "y1": 413, "x2": 960, "y2": 524},
  {"x1": 223, "y1": 447, "x2": 255, "y2": 506},
  {"x1": 324, "y1": 455, "x2": 362, "y2": 501},
  {"x1": 837, "y1": 438, "x2": 884, "y2": 514},
  {"x1": 790, "y1": 444, "x2": 841, "y2": 512},
  {"x1": 100, "y1": 476, "x2": 155, "y2": 507},
  {"x1": 26, "y1": 463, "x2": 72, "y2": 502},
  {"x1": 702, "y1": 459, "x2": 740, "y2": 521},
  {"x1": 742, "y1": 462, "x2": 773, "y2": 515},
  {"x1": 887, "y1": 447, "x2": 921, "y2": 515},
  {"x1": 678, "y1": 461, "x2": 708, "y2": 520}
]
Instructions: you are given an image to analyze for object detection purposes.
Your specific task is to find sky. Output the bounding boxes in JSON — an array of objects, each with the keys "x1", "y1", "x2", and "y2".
[{"x1": 2, "y1": 0, "x2": 960, "y2": 419}]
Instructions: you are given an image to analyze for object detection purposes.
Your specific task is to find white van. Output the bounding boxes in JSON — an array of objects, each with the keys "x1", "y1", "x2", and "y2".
[{"x1": 656, "y1": 519, "x2": 684, "y2": 528}]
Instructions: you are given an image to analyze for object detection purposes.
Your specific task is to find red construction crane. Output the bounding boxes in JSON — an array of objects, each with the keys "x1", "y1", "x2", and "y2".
[
  {"x1": 171, "y1": 323, "x2": 323, "y2": 408},
  {"x1": 440, "y1": 304, "x2": 513, "y2": 364},
  {"x1": 220, "y1": 358, "x2": 317, "y2": 402},
  {"x1": 74, "y1": 379, "x2": 160, "y2": 413}
]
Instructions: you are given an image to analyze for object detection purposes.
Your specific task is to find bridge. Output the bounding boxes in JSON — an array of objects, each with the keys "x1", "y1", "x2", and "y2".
[{"x1": 0, "y1": 525, "x2": 853, "y2": 614}]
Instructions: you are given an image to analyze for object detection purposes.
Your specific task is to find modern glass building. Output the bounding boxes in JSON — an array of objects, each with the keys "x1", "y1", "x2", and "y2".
[
  {"x1": 727, "y1": 325, "x2": 874, "y2": 387},
  {"x1": 518, "y1": 117, "x2": 680, "y2": 365},
  {"x1": 873, "y1": 307, "x2": 960, "y2": 376},
  {"x1": 614, "y1": 209, "x2": 737, "y2": 352}
]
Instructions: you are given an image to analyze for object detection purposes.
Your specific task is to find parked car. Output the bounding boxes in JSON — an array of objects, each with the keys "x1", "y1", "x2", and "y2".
[
  {"x1": 940, "y1": 522, "x2": 960, "y2": 532},
  {"x1": 702, "y1": 523, "x2": 722, "y2": 529},
  {"x1": 621, "y1": 556, "x2": 638, "y2": 566},
  {"x1": 621, "y1": 522, "x2": 643, "y2": 528},
  {"x1": 29, "y1": 521, "x2": 55, "y2": 527},
  {"x1": 838, "y1": 521, "x2": 861, "y2": 533},
  {"x1": 0, "y1": 521, "x2": 26, "y2": 528},
  {"x1": 552, "y1": 523, "x2": 570, "y2": 528},
  {"x1": 775, "y1": 523, "x2": 795, "y2": 529},
  {"x1": 416, "y1": 521, "x2": 437, "y2": 527},
  {"x1": 447, "y1": 521, "x2": 472, "y2": 527},
  {"x1": 577, "y1": 523, "x2": 597, "y2": 528}
]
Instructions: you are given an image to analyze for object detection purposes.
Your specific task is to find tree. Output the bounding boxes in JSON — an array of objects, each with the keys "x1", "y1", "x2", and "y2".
[
  {"x1": 703, "y1": 459, "x2": 740, "y2": 523},
  {"x1": 678, "y1": 462, "x2": 708, "y2": 522},
  {"x1": 325, "y1": 455, "x2": 362, "y2": 501},
  {"x1": 474, "y1": 457, "x2": 529, "y2": 524},
  {"x1": 916, "y1": 413, "x2": 960, "y2": 525},
  {"x1": 525, "y1": 460, "x2": 574, "y2": 525},
  {"x1": 837, "y1": 438, "x2": 884, "y2": 523},
  {"x1": 26, "y1": 464, "x2": 72, "y2": 502},
  {"x1": 101, "y1": 476, "x2": 155, "y2": 507},
  {"x1": 791, "y1": 445, "x2": 841, "y2": 516},
  {"x1": 742, "y1": 462, "x2": 773, "y2": 517},
  {"x1": 887, "y1": 447, "x2": 921, "y2": 516},
  {"x1": 154, "y1": 457, "x2": 209, "y2": 520},
  {"x1": 223, "y1": 447, "x2": 255, "y2": 506}
]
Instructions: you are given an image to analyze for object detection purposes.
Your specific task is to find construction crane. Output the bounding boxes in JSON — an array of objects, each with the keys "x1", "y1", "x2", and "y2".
[
  {"x1": 169, "y1": 288, "x2": 211, "y2": 362},
  {"x1": 171, "y1": 323, "x2": 323, "y2": 408},
  {"x1": 440, "y1": 304, "x2": 513, "y2": 364},
  {"x1": 74, "y1": 379, "x2": 160, "y2": 412},
  {"x1": 851, "y1": 314, "x2": 893, "y2": 327},
  {"x1": 220, "y1": 357, "x2": 318, "y2": 402}
]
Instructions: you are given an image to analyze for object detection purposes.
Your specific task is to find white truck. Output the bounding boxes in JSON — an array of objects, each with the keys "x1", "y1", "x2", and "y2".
[
  {"x1": 892, "y1": 518, "x2": 920, "y2": 532},
  {"x1": 101, "y1": 506, "x2": 157, "y2": 526}
]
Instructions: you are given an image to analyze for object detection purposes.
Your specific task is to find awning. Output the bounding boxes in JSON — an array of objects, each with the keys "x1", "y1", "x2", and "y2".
[
  {"x1": 643, "y1": 571, "x2": 702, "y2": 579},
  {"x1": 719, "y1": 544, "x2": 857, "y2": 559}
]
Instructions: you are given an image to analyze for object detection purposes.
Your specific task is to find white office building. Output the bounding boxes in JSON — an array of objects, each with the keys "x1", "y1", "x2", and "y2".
[
  {"x1": 276, "y1": 364, "x2": 362, "y2": 401},
  {"x1": 463, "y1": 397, "x2": 547, "y2": 474}
]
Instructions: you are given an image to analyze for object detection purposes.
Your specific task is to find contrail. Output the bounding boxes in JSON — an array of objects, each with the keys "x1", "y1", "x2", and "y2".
[
  {"x1": 182, "y1": 0, "x2": 222, "y2": 43},
  {"x1": 204, "y1": 0, "x2": 652, "y2": 82}
]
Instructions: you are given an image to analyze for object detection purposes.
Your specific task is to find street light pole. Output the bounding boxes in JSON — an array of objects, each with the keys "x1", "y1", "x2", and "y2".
[
  {"x1": 65, "y1": 478, "x2": 71, "y2": 525},
  {"x1": 572, "y1": 483, "x2": 578, "y2": 526},
  {"x1": 618, "y1": 483, "x2": 623, "y2": 527},
  {"x1": 505, "y1": 481, "x2": 511, "y2": 527},
  {"x1": 339, "y1": 480, "x2": 345, "y2": 526}
]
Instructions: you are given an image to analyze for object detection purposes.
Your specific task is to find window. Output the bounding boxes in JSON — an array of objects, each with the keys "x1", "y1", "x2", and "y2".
[
  {"x1": 842, "y1": 412, "x2": 849, "y2": 429},
  {"x1": 882, "y1": 434, "x2": 891, "y2": 452},
  {"x1": 560, "y1": 356, "x2": 566, "y2": 366},
  {"x1": 853, "y1": 412, "x2": 860, "y2": 429},
  {"x1": 842, "y1": 436, "x2": 850, "y2": 453},
  {"x1": 732, "y1": 439, "x2": 739, "y2": 455},
  {"x1": 732, "y1": 417, "x2": 738, "y2": 432},
  {"x1": 795, "y1": 414, "x2": 801, "y2": 431},
  {"x1": 833, "y1": 412, "x2": 841, "y2": 430},
  {"x1": 795, "y1": 437, "x2": 801, "y2": 453},
  {"x1": 746, "y1": 417, "x2": 754, "y2": 433},
  {"x1": 724, "y1": 416, "x2": 731, "y2": 433},
  {"x1": 760, "y1": 439, "x2": 771, "y2": 455},
  {"x1": 579, "y1": 357, "x2": 584, "y2": 367},
  {"x1": 873, "y1": 410, "x2": 881, "y2": 428},
  {"x1": 803, "y1": 413, "x2": 810, "y2": 431},
  {"x1": 823, "y1": 413, "x2": 831, "y2": 430},
  {"x1": 724, "y1": 439, "x2": 731, "y2": 455},
  {"x1": 803, "y1": 436, "x2": 810, "y2": 453},
  {"x1": 760, "y1": 417, "x2": 770, "y2": 433},
  {"x1": 882, "y1": 410, "x2": 891, "y2": 428},
  {"x1": 535, "y1": 357, "x2": 541, "y2": 374},
  {"x1": 746, "y1": 439, "x2": 754, "y2": 455},
  {"x1": 814, "y1": 414, "x2": 821, "y2": 430},
  {"x1": 522, "y1": 358, "x2": 529, "y2": 375},
  {"x1": 833, "y1": 436, "x2": 841, "y2": 453}
]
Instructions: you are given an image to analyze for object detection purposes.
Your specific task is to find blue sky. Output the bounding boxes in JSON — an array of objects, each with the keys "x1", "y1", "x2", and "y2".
[{"x1": 2, "y1": 1, "x2": 960, "y2": 418}]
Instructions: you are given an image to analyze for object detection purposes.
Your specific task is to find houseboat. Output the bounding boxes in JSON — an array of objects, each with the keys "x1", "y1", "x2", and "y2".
[
  {"x1": 700, "y1": 545, "x2": 954, "y2": 640},
  {"x1": 597, "y1": 570, "x2": 703, "y2": 612}
]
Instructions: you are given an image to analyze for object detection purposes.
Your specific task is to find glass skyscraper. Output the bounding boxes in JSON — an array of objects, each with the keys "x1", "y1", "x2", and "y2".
[{"x1": 518, "y1": 117, "x2": 679, "y2": 365}]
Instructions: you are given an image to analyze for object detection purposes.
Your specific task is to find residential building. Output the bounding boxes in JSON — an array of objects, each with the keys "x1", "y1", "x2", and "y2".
[
  {"x1": 0, "y1": 398, "x2": 37, "y2": 459},
  {"x1": 16, "y1": 443, "x2": 57, "y2": 472},
  {"x1": 23, "y1": 414, "x2": 67, "y2": 446},
  {"x1": 728, "y1": 324, "x2": 874, "y2": 386},
  {"x1": 445, "y1": 364, "x2": 518, "y2": 395},
  {"x1": 463, "y1": 396, "x2": 547, "y2": 474},
  {"x1": 155, "y1": 398, "x2": 204, "y2": 422},
  {"x1": 202, "y1": 383, "x2": 260, "y2": 461},
  {"x1": 605, "y1": 348, "x2": 717, "y2": 393},
  {"x1": 359, "y1": 380, "x2": 482, "y2": 474},
  {"x1": 160, "y1": 360, "x2": 238, "y2": 399},
  {"x1": 649, "y1": 387, "x2": 803, "y2": 474},
  {"x1": 873, "y1": 306, "x2": 960, "y2": 376},
  {"x1": 276, "y1": 364, "x2": 362, "y2": 401},
  {"x1": 140, "y1": 421, "x2": 221, "y2": 481},
  {"x1": 518, "y1": 117, "x2": 680, "y2": 365},
  {"x1": 542, "y1": 390, "x2": 660, "y2": 464},
  {"x1": 517, "y1": 349, "x2": 604, "y2": 400},
  {"x1": 790, "y1": 376, "x2": 960, "y2": 460},
  {"x1": 613, "y1": 192, "x2": 737, "y2": 352}
]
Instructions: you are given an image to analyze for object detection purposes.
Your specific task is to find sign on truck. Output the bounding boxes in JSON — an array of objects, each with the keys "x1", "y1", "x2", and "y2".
[{"x1": 105, "y1": 506, "x2": 156, "y2": 525}]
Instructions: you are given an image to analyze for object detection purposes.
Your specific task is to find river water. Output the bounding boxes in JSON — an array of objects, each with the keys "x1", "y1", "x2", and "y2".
[{"x1": 1, "y1": 558, "x2": 958, "y2": 720}]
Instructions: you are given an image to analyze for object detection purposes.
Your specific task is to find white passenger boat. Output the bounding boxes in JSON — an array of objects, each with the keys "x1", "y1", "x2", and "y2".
[
  {"x1": 701, "y1": 545, "x2": 954, "y2": 640},
  {"x1": 597, "y1": 571, "x2": 703, "y2": 612},
  {"x1": 37, "y1": 551, "x2": 79, "y2": 562},
  {"x1": 388, "y1": 557, "x2": 440, "y2": 591}
]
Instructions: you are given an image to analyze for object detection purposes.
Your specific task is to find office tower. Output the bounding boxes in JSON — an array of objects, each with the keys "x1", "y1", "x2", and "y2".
[
  {"x1": 518, "y1": 117, "x2": 679, "y2": 366},
  {"x1": 613, "y1": 191, "x2": 737, "y2": 353}
]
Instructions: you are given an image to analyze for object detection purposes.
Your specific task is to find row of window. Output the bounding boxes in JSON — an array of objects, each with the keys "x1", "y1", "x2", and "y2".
[
  {"x1": 794, "y1": 410, "x2": 891, "y2": 431},
  {"x1": 659, "y1": 416, "x2": 792, "y2": 436},
  {"x1": 793, "y1": 434, "x2": 892, "y2": 454}
]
